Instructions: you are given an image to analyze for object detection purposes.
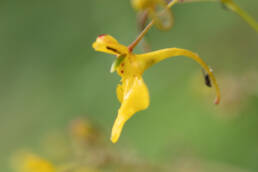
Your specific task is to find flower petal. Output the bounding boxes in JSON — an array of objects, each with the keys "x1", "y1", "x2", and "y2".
[
  {"x1": 111, "y1": 76, "x2": 150, "y2": 143},
  {"x1": 116, "y1": 83, "x2": 123, "y2": 103},
  {"x1": 92, "y1": 34, "x2": 129, "y2": 56}
]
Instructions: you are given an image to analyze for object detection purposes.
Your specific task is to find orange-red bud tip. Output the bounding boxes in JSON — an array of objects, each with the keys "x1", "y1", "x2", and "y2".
[
  {"x1": 98, "y1": 34, "x2": 107, "y2": 38},
  {"x1": 214, "y1": 97, "x2": 220, "y2": 105}
]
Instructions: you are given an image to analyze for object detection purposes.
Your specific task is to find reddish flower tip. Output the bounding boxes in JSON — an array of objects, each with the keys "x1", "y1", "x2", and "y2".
[
  {"x1": 98, "y1": 34, "x2": 107, "y2": 38},
  {"x1": 214, "y1": 97, "x2": 220, "y2": 105}
]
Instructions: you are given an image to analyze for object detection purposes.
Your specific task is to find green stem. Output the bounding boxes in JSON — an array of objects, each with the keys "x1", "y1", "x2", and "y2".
[
  {"x1": 222, "y1": 0, "x2": 258, "y2": 32},
  {"x1": 180, "y1": 0, "x2": 217, "y2": 3},
  {"x1": 181, "y1": 0, "x2": 258, "y2": 32}
]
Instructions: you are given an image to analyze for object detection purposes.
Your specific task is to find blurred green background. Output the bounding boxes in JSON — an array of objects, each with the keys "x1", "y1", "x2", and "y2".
[{"x1": 0, "y1": 0, "x2": 258, "y2": 171}]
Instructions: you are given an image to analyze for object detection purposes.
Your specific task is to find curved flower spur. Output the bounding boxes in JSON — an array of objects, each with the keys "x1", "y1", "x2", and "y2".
[{"x1": 92, "y1": 1, "x2": 220, "y2": 144}]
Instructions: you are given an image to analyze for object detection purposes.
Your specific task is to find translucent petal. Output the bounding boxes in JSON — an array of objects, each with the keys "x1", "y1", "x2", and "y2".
[{"x1": 149, "y1": 2, "x2": 174, "y2": 30}]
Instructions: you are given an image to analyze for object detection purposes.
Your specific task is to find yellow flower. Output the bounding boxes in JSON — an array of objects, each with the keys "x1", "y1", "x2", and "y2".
[
  {"x1": 12, "y1": 152, "x2": 56, "y2": 172},
  {"x1": 131, "y1": 0, "x2": 174, "y2": 30},
  {"x1": 70, "y1": 118, "x2": 101, "y2": 146},
  {"x1": 92, "y1": 34, "x2": 220, "y2": 143}
]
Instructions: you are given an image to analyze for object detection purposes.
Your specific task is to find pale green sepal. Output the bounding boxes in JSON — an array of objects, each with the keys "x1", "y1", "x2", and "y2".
[{"x1": 110, "y1": 55, "x2": 126, "y2": 73}]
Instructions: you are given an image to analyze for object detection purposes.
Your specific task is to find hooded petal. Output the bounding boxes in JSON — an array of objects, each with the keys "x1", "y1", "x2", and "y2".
[
  {"x1": 92, "y1": 34, "x2": 129, "y2": 56},
  {"x1": 111, "y1": 76, "x2": 150, "y2": 143}
]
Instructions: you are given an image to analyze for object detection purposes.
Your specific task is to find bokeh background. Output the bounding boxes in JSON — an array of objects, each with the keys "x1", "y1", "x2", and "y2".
[{"x1": 0, "y1": 0, "x2": 258, "y2": 171}]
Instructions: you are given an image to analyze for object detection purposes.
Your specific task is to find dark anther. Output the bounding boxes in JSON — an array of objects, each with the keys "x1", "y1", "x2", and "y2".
[
  {"x1": 202, "y1": 69, "x2": 212, "y2": 88},
  {"x1": 106, "y1": 46, "x2": 121, "y2": 54},
  {"x1": 204, "y1": 74, "x2": 212, "y2": 87}
]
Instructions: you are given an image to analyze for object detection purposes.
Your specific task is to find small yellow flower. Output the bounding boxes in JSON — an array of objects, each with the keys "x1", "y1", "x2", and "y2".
[
  {"x1": 70, "y1": 118, "x2": 101, "y2": 146},
  {"x1": 13, "y1": 153, "x2": 56, "y2": 172},
  {"x1": 131, "y1": 0, "x2": 174, "y2": 30},
  {"x1": 131, "y1": 0, "x2": 258, "y2": 32},
  {"x1": 92, "y1": 34, "x2": 220, "y2": 143}
]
